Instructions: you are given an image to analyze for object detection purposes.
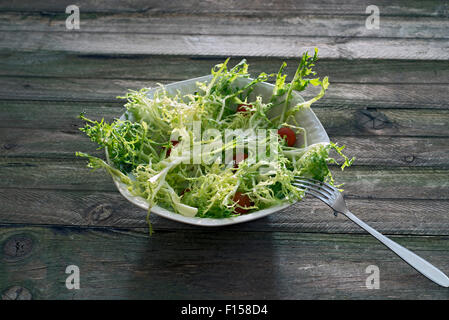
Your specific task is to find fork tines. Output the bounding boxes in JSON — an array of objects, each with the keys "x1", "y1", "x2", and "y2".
[{"x1": 292, "y1": 176, "x2": 337, "y2": 203}]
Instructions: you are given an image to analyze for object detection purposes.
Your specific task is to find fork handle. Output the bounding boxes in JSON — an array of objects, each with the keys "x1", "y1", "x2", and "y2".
[{"x1": 343, "y1": 210, "x2": 449, "y2": 287}]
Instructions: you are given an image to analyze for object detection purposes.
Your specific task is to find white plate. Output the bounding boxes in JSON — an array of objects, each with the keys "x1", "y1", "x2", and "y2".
[{"x1": 107, "y1": 75, "x2": 330, "y2": 226}]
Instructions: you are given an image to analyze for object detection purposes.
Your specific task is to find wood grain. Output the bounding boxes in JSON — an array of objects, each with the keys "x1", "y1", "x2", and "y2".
[
  {"x1": 0, "y1": 76, "x2": 158, "y2": 102},
  {"x1": 0, "y1": 158, "x2": 447, "y2": 200},
  {"x1": 1, "y1": 53, "x2": 448, "y2": 84},
  {"x1": 1, "y1": 226, "x2": 449, "y2": 299},
  {"x1": 0, "y1": 0, "x2": 447, "y2": 17},
  {"x1": 1, "y1": 128, "x2": 448, "y2": 167},
  {"x1": 0, "y1": 100, "x2": 122, "y2": 130},
  {"x1": 1, "y1": 12, "x2": 449, "y2": 39},
  {"x1": 2, "y1": 31, "x2": 449, "y2": 59},
  {"x1": 0, "y1": 76, "x2": 448, "y2": 109},
  {"x1": 2, "y1": 100, "x2": 449, "y2": 137},
  {"x1": 1, "y1": 188, "x2": 449, "y2": 236}
]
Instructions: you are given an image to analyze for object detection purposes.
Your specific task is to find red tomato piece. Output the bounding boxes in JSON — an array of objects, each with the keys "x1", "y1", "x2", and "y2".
[
  {"x1": 236, "y1": 104, "x2": 253, "y2": 114},
  {"x1": 277, "y1": 127, "x2": 296, "y2": 147},
  {"x1": 166, "y1": 140, "x2": 179, "y2": 157},
  {"x1": 233, "y1": 153, "x2": 248, "y2": 168},
  {"x1": 180, "y1": 188, "x2": 190, "y2": 196},
  {"x1": 233, "y1": 191, "x2": 253, "y2": 214}
]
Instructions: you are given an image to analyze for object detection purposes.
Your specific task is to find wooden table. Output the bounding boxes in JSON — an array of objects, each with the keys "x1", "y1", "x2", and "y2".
[{"x1": 1, "y1": 1, "x2": 449, "y2": 300}]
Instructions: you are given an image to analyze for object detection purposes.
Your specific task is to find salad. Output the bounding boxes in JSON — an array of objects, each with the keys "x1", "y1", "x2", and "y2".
[{"x1": 77, "y1": 49, "x2": 353, "y2": 230}]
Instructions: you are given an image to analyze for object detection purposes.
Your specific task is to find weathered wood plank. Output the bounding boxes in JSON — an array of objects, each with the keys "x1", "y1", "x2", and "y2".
[
  {"x1": 1, "y1": 52, "x2": 448, "y2": 84},
  {"x1": 0, "y1": 76, "x2": 448, "y2": 109},
  {"x1": 316, "y1": 83, "x2": 449, "y2": 109},
  {"x1": 0, "y1": 76, "x2": 157, "y2": 102},
  {"x1": 2, "y1": 101, "x2": 449, "y2": 137},
  {"x1": 331, "y1": 136, "x2": 449, "y2": 167},
  {"x1": 0, "y1": 158, "x2": 447, "y2": 199},
  {"x1": 1, "y1": 13, "x2": 449, "y2": 39},
  {"x1": 0, "y1": 0, "x2": 446, "y2": 17},
  {"x1": 0, "y1": 101, "x2": 121, "y2": 130},
  {"x1": 331, "y1": 167, "x2": 449, "y2": 200},
  {"x1": 318, "y1": 107, "x2": 449, "y2": 137},
  {"x1": 1, "y1": 188, "x2": 449, "y2": 236},
  {"x1": 1, "y1": 128, "x2": 448, "y2": 167},
  {"x1": 1, "y1": 226, "x2": 448, "y2": 299},
  {"x1": 1, "y1": 31, "x2": 449, "y2": 60}
]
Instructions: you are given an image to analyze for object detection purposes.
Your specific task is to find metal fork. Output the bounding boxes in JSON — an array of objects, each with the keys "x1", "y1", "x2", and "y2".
[{"x1": 293, "y1": 177, "x2": 449, "y2": 288}]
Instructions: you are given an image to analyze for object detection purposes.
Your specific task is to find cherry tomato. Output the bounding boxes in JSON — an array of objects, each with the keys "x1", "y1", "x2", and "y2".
[
  {"x1": 233, "y1": 153, "x2": 248, "y2": 168},
  {"x1": 233, "y1": 191, "x2": 253, "y2": 214},
  {"x1": 166, "y1": 140, "x2": 179, "y2": 157},
  {"x1": 180, "y1": 188, "x2": 190, "y2": 196},
  {"x1": 236, "y1": 103, "x2": 253, "y2": 114},
  {"x1": 277, "y1": 127, "x2": 296, "y2": 147}
]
